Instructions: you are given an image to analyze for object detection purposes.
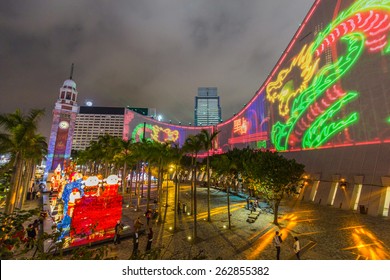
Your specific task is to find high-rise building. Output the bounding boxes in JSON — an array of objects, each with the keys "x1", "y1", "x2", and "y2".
[
  {"x1": 45, "y1": 66, "x2": 79, "y2": 176},
  {"x1": 72, "y1": 106, "x2": 126, "y2": 151},
  {"x1": 194, "y1": 87, "x2": 221, "y2": 126}
]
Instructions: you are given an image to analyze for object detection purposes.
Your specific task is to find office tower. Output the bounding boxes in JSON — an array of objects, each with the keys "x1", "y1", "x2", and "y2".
[{"x1": 194, "y1": 87, "x2": 221, "y2": 126}]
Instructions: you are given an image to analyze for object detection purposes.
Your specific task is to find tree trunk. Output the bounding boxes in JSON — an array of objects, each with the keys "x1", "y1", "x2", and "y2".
[
  {"x1": 146, "y1": 165, "x2": 152, "y2": 210},
  {"x1": 227, "y1": 182, "x2": 231, "y2": 229},
  {"x1": 135, "y1": 162, "x2": 141, "y2": 210},
  {"x1": 193, "y1": 161, "x2": 197, "y2": 240},
  {"x1": 273, "y1": 200, "x2": 280, "y2": 225},
  {"x1": 5, "y1": 153, "x2": 23, "y2": 214},
  {"x1": 128, "y1": 170, "x2": 134, "y2": 206},
  {"x1": 173, "y1": 166, "x2": 179, "y2": 231},
  {"x1": 206, "y1": 152, "x2": 211, "y2": 222},
  {"x1": 19, "y1": 160, "x2": 35, "y2": 209},
  {"x1": 122, "y1": 162, "x2": 127, "y2": 196},
  {"x1": 157, "y1": 164, "x2": 163, "y2": 223},
  {"x1": 190, "y1": 158, "x2": 194, "y2": 216}
]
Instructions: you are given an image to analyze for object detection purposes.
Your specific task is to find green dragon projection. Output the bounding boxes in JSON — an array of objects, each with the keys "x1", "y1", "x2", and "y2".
[{"x1": 266, "y1": 0, "x2": 390, "y2": 151}]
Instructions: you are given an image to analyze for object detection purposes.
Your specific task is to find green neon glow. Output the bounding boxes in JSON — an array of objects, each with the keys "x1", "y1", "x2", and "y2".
[
  {"x1": 387, "y1": 116, "x2": 390, "y2": 124},
  {"x1": 385, "y1": 42, "x2": 390, "y2": 54},
  {"x1": 302, "y1": 92, "x2": 359, "y2": 148},
  {"x1": 131, "y1": 123, "x2": 153, "y2": 142},
  {"x1": 272, "y1": 33, "x2": 365, "y2": 151},
  {"x1": 256, "y1": 140, "x2": 267, "y2": 149}
]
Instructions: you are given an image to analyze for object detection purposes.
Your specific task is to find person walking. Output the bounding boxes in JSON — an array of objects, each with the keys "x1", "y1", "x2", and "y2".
[
  {"x1": 145, "y1": 227, "x2": 153, "y2": 253},
  {"x1": 273, "y1": 231, "x2": 283, "y2": 260},
  {"x1": 293, "y1": 236, "x2": 301, "y2": 260},
  {"x1": 114, "y1": 220, "x2": 123, "y2": 245}
]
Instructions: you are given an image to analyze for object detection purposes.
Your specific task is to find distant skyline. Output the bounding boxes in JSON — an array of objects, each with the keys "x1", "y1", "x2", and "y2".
[{"x1": 0, "y1": 0, "x2": 314, "y2": 139}]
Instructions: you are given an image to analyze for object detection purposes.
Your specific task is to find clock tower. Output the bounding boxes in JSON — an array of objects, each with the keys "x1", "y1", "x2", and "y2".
[{"x1": 45, "y1": 65, "x2": 79, "y2": 178}]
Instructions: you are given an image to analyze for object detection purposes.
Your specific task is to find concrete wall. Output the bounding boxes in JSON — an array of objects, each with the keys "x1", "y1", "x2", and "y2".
[{"x1": 284, "y1": 143, "x2": 390, "y2": 217}]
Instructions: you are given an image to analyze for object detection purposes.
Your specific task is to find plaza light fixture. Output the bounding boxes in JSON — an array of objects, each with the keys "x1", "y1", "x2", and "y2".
[{"x1": 340, "y1": 178, "x2": 347, "y2": 189}]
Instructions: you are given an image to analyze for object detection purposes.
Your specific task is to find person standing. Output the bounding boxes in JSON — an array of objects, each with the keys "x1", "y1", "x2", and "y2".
[
  {"x1": 132, "y1": 231, "x2": 139, "y2": 258},
  {"x1": 134, "y1": 216, "x2": 143, "y2": 232},
  {"x1": 114, "y1": 220, "x2": 123, "y2": 245},
  {"x1": 293, "y1": 236, "x2": 301, "y2": 260},
  {"x1": 145, "y1": 227, "x2": 153, "y2": 253},
  {"x1": 177, "y1": 201, "x2": 182, "y2": 215},
  {"x1": 145, "y1": 209, "x2": 152, "y2": 226},
  {"x1": 273, "y1": 231, "x2": 283, "y2": 260},
  {"x1": 26, "y1": 224, "x2": 36, "y2": 249}
]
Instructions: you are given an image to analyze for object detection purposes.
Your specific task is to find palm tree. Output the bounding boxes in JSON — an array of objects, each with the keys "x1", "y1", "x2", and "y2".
[
  {"x1": 183, "y1": 134, "x2": 203, "y2": 240},
  {"x1": 17, "y1": 134, "x2": 47, "y2": 209},
  {"x1": 0, "y1": 109, "x2": 47, "y2": 214},
  {"x1": 112, "y1": 138, "x2": 134, "y2": 196},
  {"x1": 199, "y1": 128, "x2": 220, "y2": 222}
]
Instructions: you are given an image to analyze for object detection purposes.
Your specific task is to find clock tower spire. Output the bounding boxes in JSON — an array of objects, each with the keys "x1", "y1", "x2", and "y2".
[{"x1": 45, "y1": 65, "x2": 79, "y2": 182}]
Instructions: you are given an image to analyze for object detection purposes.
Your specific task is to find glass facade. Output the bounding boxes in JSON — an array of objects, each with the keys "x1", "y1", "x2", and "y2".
[{"x1": 194, "y1": 87, "x2": 222, "y2": 126}]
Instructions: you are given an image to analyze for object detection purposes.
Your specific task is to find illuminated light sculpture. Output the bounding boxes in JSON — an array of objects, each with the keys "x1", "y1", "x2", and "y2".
[{"x1": 56, "y1": 175, "x2": 122, "y2": 248}]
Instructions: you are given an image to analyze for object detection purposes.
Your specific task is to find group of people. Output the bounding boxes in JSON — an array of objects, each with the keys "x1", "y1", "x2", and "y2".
[
  {"x1": 273, "y1": 231, "x2": 301, "y2": 260},
  {"x1": 113, "y1": 215, "x2": 154, "y2": 258},
  {"x1": 246, "y1": 197, "x2": 260, "y2": 212}
]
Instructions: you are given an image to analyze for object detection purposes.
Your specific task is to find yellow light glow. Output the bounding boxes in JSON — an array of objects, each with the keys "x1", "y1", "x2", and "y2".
[{"x1": 266, "y1": 43, "x2": 319, "y2": 116}]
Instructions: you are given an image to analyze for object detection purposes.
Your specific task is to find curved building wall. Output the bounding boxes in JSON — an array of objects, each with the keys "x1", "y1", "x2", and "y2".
[{"x1": 127, "y1": 0, "x2": 390, "y2": 215}]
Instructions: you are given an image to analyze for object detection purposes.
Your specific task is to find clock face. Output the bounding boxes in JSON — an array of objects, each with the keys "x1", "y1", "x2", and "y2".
[{"x1": 59, "y1": 121, "x2": 69, "y2": 129}]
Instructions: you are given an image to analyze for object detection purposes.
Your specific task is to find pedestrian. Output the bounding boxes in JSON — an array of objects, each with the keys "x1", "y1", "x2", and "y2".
[
  {"x1": 177, "y1": 201, "x2": 182, "y2": 215},
  {"x1": 273, "y1": 231, "x2": 283, "y2": 260},
  {"x1": 246, "y1": 196, "x2": 250, "y2": 210},
  {"x1": 145, "y1": 227, "x2": 153, "y2": 253},
  {"x1": 114, "y1": 220, "x2": 123, "y2": 245},
  {"x1": 132, "y1": 230, "x2": 139, "y2": 258},
  {"x1": 145, "y1": 209, "x2": 152, "y2": 226},
  {"x1": 293, "y1": 236, "x2": 301, "y2": 260},
  {"x1": 33, "y1": 219, "x2": 40, "y2": 235},
  {"x1": 134, "y1": 216, "x2": 143, "y2": 232},
  {"x1": 26, "y1": 224, "x2": 36, "y2": 249}
]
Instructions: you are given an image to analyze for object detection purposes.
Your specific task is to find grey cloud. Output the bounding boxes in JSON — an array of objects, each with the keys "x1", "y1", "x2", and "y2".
[{"x1": 0, "y1": 0, "x2": 314, "y2": 138}]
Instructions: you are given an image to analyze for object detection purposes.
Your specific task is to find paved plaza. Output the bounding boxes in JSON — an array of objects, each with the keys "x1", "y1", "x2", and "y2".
[
  {"x1": 24, "y1": 183, "x2": 390, "y2": 260},
  {"x1": 109, "y1": 185, "x2": 390, "y2": 260}
]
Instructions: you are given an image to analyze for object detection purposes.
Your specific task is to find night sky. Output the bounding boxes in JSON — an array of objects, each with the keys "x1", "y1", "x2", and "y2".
[{"x1": 0, "y1": 0, "x2": 314, "y2": 140}]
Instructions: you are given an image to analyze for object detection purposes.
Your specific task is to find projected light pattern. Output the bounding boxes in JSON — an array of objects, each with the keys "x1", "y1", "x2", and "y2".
[
  {"x1": 267, "y1": 0, "x2": 390, "y2": 151},
  {"x1": 127, "y1": 0, "x2": 390, "y2": 153}
]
